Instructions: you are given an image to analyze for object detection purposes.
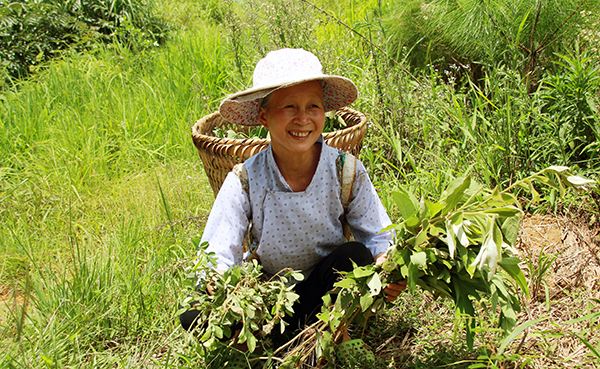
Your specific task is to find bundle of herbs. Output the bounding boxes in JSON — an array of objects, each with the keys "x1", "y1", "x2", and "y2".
[
  {"x1": 180, "y1": 249, "x2": 303, "y2": 354},
  {"x1": 276, "y1": 166, "x2": 594, "y2": 366}
]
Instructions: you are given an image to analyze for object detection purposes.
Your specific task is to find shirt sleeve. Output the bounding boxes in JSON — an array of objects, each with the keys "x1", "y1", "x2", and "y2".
[
  {"x1": 345, "y1": 160, "x2": 393, "y2": 257},
  {"x1": 199, "y1": 171, "x2": 251, "y2": 272}
]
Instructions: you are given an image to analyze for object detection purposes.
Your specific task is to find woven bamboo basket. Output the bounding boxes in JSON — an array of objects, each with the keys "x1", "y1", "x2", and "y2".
[{"x1": 191, "y1": 107, "x2": 367, "y2": 196}]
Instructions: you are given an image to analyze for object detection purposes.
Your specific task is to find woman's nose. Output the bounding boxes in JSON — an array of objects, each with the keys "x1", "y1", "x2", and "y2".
[{"x1": 296, "y1": 108, "x2": 310, "y2": 124}]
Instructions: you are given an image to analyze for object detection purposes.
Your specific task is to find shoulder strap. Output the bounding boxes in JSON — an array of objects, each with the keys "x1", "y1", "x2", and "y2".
[
  {"x1": 232, "y1": 163, "x2": 257, "y2": 260},
  {"x1": 232, "y1": 163, "x2": 249, "y2": 194},
  {"x1": 337, "y1": 151, "x2": 357, "y2": 240},
  {"x1": 340, "y1": 152, "x2": 357, "y2": 210}
]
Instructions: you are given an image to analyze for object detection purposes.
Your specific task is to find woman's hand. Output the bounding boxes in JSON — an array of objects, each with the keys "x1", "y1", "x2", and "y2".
[{"x1": 375, "y1": 253, "x2": 407, "y2": 302}]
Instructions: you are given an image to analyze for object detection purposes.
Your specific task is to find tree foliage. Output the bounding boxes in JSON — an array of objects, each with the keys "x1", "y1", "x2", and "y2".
[
  {"x1": 383, "y1": 0, "x2": 600, "y2": 84},
  {"x1": 0, "y1": 0, "x2": 169, "y2": 87}
]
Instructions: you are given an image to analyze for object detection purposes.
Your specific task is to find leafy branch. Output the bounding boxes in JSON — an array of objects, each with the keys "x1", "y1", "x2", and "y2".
[
  {"x1": 179, "y1": 246, "x2": 303, "y2": 354},
  {"x1": 279, "y1": 166, "x2": 594, "y2": 366},
  {"x1": 183, "y1": 167, "x2": 594, "y2": 367}
]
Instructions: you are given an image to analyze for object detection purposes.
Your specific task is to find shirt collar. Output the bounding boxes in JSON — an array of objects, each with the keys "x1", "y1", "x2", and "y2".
[{"x1": 266, "y1": 135, "x2": 325, "y2": 192}]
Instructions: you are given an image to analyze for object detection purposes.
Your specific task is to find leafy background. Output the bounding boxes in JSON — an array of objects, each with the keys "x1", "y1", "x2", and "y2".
[{"x1": 1, "y1": 0, "x2": 599, "y2": 368}]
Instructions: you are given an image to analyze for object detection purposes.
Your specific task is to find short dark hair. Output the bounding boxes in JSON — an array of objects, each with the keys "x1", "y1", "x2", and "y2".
[{"x1": 260, "y1": 94, "x2": 271, "y2": 109}]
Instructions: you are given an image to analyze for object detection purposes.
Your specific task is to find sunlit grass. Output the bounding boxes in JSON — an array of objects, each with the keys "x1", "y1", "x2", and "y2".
[
  {"x1": 1, "y1": 0, "x2": 598, "y2": 368},
  {"x1": 0, "y1": 8, "x2": 220, "y2": 365}
]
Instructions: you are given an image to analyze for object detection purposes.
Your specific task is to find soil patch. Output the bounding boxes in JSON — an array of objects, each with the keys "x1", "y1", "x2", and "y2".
[
  {"x1": 518, "y1": 214, "x2": 600, "y2": 298},
  {"x1": 515, "y1": 214, "x2": 600, "y2": 369}
]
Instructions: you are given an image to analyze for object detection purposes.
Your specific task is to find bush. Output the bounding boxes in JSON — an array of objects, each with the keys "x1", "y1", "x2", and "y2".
[
  {"x1": 0, "y1": 0, "x2": 169, "y2": 87},
  {"x1": 383, "y1": 0, "x2": 600, "y2": 87},
  {"x1": 538, "y1": 49, "x2": 600, "y2": 167}
]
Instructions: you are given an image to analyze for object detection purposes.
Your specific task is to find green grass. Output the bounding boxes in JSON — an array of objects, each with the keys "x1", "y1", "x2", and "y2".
[
  {"x1": 0, "y1": 7, "x2": 222, "y2": 366},
  {"x1": 1, "y1": 159, "x2": 213, "y2": 367},
  {"x1": 1, "y1": 0, "x2": 599, "y2": 368}
]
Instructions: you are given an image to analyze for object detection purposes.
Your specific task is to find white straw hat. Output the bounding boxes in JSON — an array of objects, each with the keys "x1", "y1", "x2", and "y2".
[{"x1": 219, "y1": 48, "x2": 358, "y2": 126}]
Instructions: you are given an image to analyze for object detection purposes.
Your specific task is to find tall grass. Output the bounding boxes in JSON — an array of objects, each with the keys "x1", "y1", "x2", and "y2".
[
  {"x1": 1, "y1": 18, "x2": 231, "y2": 278},
  {"x1": 0, "y1": 12, "x2": 225, "y2": 366},
  {"x1": 1, "y1": 0, "x2": 599, "y2": 368}
]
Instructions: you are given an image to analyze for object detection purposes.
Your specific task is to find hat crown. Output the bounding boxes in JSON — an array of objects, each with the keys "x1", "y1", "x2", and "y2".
[{"x1": 252, "y1": 48, "x2": 324, "y2": 89}]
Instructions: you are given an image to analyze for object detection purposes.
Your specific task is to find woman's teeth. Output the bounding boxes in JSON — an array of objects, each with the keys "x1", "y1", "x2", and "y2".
[{"x1": 289, "y1": 131, "x2": 310, "y2": 137}]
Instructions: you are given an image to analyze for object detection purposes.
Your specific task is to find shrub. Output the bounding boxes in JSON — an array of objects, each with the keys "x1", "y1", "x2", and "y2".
[
  {"x1": 382, "y1": 0, "x2": 600, "y2": 87},
  {"x1": 537, "y1": 49, "x2": 600, "y2": 167},
  {"x1": 0, "y1": 0, "x2": 169, "y2": 87}
]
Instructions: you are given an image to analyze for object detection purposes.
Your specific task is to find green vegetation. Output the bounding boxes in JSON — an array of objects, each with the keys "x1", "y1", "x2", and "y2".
[
  {"x1": 0, "y1": 0, "x2": 169, "y2": 87},
  {"x1": 181, "y1": 252, "x2": 301, "y2": 354},
  {"x1": 1, "y1": 0, "x2": 599, "y2": 368}
]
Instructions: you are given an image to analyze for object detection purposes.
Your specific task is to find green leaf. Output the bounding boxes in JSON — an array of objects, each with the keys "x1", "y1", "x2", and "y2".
[
  {"x1": 441, "y1": 175, "x2": 471, "y2": 211},
  {"x1": 563, "y1": 311, "x2": 600, "y2": 325},
  {"x1": 446, "y1": 221, "x2": 457, "y2": 260},
  {"x1": 471, "y1": 219, "x2": 499, "y2": 275},
  {"x1": 360, "y1": 293, "x2": 373, "y2": 312},
  {"x1": 482, "y1": 206, "x2": 522, "y2": 217},
  {"x1": 572, "y1": 332, "x2": 600, "y2": 360},
  {"x1": 490, "y1": 275, "x2": 511, "y2": 300},
  {"x1": 501, "y1": 216, "x2": 521, "y2": 246},
  {"x1": 498, "y1": 317, "x2": 547, "y2": 355},
  {"x1": 422, "y1": 276, "x2": 452, "y2": 298},
  {"x1": 400, "y1": 264, "x2": 409, "y2": 278},
  {"x1": 514, "y1": 7, "x2": 531, "y2": 46},
  {"x1": 447, "y1": 214, "x2": 469, "y2": 259},
  {"x1": 404, "y1": 215, "x2": 420, "y2": 229},
  {"x1": 290, "y1": 271, "x2": 305, "y2": 281},
  {"x1": 414, "y1": 229, "x2": 429, "y2": 248},
  {"x1": 499, "y1": 257, "x2": 529, "y2": 296},
  {"x1": 410, "y1": 251, "x2": 427, "y2": 269},
  {"x1": 429, "y1": 224, "x2": 445, "y2": 237},
  {"x1": 452, "y1": 214, "x2": 469, "y2": 246},
  {"x1": 425, "y1": 200, "x2": 445, "y2": 217},
  {"x1": 407, "y1": 263, "x2": 420, "y2": 290},
  {"x1": 334, "y1": 278, "x2": 356, "y2": 289},
  {"x1": 213, "y1": 325, "x2": 223, "y2": 339},
  {"x1": 352, "y1": 266, "x2": 375, "y2": 278},
  {"x1": 246, "y1": 333, "x2": 257, "y2": 353},
  {"x1": 528, "y1": 181, "x2": 540, "y2": 203},
  {"x1": 392, "y1": 189, "x2": 419, "y2": 219},
  {"x1": 367, "y1": 273, "x2": 382, "y2": 295},
  {"x1": 464, "y1": 252, "x2": 477, "y2": 278},
  {"x1": 453, "y1": 279, "x2": 476, "y2": 349}
]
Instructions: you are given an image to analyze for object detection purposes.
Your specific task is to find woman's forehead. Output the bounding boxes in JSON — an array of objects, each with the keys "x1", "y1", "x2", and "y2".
[{"x1": 270, "y1": 81, "x2": 323, "y2": 101}]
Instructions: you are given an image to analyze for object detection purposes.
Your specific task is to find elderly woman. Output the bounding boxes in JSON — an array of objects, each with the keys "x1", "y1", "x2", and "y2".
[{"x1": 181, "y1": 48, "x2": 405, "y2": 344}]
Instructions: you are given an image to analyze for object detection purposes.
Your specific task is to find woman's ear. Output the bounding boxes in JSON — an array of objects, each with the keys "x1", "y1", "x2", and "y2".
[{"x1": 258, "y1": 107, "x2": 269, "y2": 128}]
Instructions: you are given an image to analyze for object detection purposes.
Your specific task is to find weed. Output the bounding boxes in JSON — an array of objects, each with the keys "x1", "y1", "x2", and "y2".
[{"x1": 526, "y1": 250, "x2": 557, "y2": 304}]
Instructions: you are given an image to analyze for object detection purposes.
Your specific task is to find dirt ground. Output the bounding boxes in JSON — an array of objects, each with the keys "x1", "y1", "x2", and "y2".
[
  {"x1": 519, "y1": 214, "x2": 600, "y2": 297},
  {"x1": 515, "y1": 214, "x2": 600, "y2": 368}
]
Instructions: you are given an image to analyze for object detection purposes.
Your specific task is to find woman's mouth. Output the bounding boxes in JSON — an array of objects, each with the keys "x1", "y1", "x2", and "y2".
[{"x1": 289, "y1": 130, "x2": 311, "y2": 138}]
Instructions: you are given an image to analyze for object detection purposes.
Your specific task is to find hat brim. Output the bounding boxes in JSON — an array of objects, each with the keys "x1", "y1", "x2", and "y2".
[{"x1": 219, "y1": 75, "x2": 358, "y2": 126}]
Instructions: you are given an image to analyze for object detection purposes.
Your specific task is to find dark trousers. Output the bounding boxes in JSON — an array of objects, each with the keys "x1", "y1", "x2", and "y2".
[
  {"x1": 290, "y1": 241, "x2": 373, "y2": 329},
  {"x1": 180, "y1": 242, "x2": 374, "y2": 338}
]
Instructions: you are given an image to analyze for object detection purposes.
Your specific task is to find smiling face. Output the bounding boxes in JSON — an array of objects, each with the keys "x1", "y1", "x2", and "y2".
[{"x1": 258, "y1": 81, "x2": 325, "y2": 160}]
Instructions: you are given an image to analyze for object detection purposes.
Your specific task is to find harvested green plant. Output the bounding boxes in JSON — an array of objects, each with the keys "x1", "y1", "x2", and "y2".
[
  {"x1": 180, "y1": 246, "x2": 303, "y2": 354},
  {"x1": 277, "y1": 166, "x2": 594, "y2": 366}
]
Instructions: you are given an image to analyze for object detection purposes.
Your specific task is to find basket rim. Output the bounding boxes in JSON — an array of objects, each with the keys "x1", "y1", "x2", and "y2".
[{"x1": 191, "y1": 106, "x2": 367, "y2": 147}]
